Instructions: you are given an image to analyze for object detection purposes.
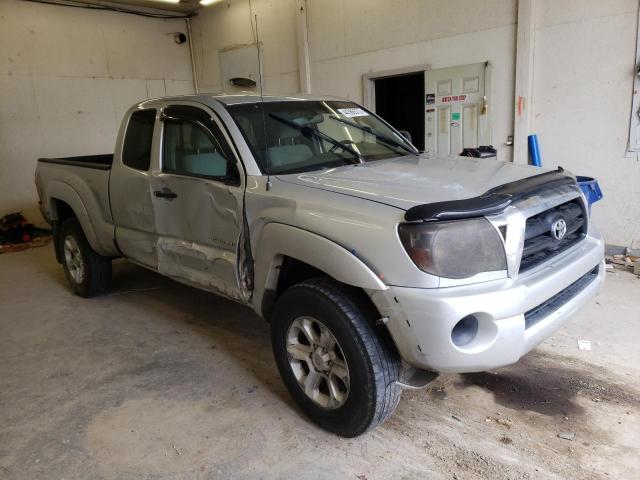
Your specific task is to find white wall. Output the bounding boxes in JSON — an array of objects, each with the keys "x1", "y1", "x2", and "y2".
[
  {"x1": 306, "y1": 0, "x2": 517, "y2": 162},
  {"x1": 0, "y1": 0, "x2": 194, "y2": 224},
  {"x1": 191, "y1": 0, "x2": 517, "y2": 158},
  {"x1": 532, "y1": 0, "x2": 640, "y2": 248},
  {"x1": 190, "y1": 0, "x2": 300, "y2": 93}
]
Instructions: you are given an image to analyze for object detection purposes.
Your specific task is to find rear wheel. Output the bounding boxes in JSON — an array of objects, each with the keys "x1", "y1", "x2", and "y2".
[
  {"x1": 59, "y1": 218, "x2": 111, "y2": 297},
  {"x1": 271, "y1": 277, "x2": 401, "y2": 437}
]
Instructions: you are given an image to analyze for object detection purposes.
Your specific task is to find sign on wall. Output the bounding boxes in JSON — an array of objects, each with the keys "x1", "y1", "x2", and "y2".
[{"x1": 440, "y1": 94, "x2": 467, "y2": 104}]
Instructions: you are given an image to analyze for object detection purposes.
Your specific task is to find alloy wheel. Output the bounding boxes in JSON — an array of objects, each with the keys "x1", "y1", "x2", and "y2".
[
  {"x1": 286, "y1": 316, "x2": 350, "y2": 409},
  {"x1": 63, "y1": 235, "x2": 84, "y2": 284}
]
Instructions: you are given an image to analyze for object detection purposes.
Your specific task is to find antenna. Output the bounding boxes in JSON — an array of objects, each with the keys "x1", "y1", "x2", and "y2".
[
  {"x1": 254, "y1": 14, "x2": 271, "y2": 191},
  {"x1": 255, "y1": 14, "x2": 264, "y2": 99}
]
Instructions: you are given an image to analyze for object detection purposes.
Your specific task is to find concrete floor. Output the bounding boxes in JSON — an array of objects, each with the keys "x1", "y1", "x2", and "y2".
[{"x1": 1, "y1": 245, "x2": 639, "y2": 480}]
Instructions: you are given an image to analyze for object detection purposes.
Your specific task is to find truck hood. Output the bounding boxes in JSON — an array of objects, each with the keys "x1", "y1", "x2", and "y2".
[{"x1": 277, "y1": 153, "x2": 556, "y2": 211}]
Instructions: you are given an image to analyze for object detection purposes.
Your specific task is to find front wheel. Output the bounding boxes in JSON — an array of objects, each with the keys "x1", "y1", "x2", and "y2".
[
  {"x1": 271, "y1": 278, "x2": 401, "y2": 437},
  {"x1": 59, "y1": 218, "x2": 112, "y2": 297}
]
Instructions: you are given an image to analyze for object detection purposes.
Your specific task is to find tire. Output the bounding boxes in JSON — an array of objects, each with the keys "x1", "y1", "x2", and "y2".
[
  {"x1": 58, "y1": 218, "x2": 112, "y2": 297},
  {"x1": 271, "y1": 277, "x2": 401, "y2": 437}
]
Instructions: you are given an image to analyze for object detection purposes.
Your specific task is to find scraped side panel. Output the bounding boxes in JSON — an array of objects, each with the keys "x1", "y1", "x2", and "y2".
[
  {"x1": 156, "y1": 238, "x2": 241, "y2": 300},
  {"x1": 151, "y1": 175, "x2": 245, "y2": 302}
]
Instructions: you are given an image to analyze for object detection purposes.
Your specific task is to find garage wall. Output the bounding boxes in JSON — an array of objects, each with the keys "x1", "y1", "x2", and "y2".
[
  {"x1": 191, "y1": 0, "x2": 517, "y2": 162},
  {"x1": 532, "y1": 0, "x2": 639, "y2": 248},
  {"x1": 307, "y1": 0, "x2": 517, "y2": 162},
  {"x1": 0, "y1": 0, "x2": 194, "y2": 224},
  {"x1": 190, "y1": 0, "x2": 300, "y2": 93}
]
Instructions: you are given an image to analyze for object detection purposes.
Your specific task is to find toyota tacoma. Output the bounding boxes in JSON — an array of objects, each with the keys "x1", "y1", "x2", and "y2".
[{"x1": 35, "y1": 94, "x2": 605, "y2": 437}]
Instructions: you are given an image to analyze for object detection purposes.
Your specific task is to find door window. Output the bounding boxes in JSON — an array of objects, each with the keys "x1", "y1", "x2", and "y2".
[
  {"x1": 122, "y1": 109, "x2": 156, "y2": 171},
  {"x1": 162, "y1": 106, "x2": 238, "y2": 183}
]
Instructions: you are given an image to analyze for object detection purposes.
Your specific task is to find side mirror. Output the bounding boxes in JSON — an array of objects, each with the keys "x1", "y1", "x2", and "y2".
[{"x1": 398, "y1": 130, "x2": 413, "y2": 144}]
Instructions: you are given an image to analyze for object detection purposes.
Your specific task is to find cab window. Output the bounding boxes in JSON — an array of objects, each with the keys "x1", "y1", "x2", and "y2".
[
  {"x1": 122, "y1": 109, "x2": 156, "y2": 171},
  {"x1": 162, "y1": 106, "x2": 239, "y2": 184}
]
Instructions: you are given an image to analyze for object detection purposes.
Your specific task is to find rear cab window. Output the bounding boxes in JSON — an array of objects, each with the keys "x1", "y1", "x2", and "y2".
[{"x1": 122, "y1": 109, "x2": 156, "y2": 171}]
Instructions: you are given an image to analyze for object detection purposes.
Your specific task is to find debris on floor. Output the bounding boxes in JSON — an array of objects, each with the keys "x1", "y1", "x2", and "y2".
[
  {"x1": 577, "y1": 340, "x2": 592, "y2": 351},
  {"x1": 605, "y1": 252, "x2": 639, "y2": 274},
  {"x1": 557, "y1": 432, "x2": 576, "y2": 441},
  {"x1": 485, "y1": 416, "x2": 513, "y2": 429},
  {"x1": 0, "y1": 212, "x2": 51, "y2": 254}
]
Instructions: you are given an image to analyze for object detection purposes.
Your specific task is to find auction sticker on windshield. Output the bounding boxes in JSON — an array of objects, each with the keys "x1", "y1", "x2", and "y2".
[{"x1": 338, "y1": 108, "x2": 369, "y2": 118}]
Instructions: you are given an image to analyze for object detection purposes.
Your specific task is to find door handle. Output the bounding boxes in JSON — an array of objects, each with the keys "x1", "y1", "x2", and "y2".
[{"x1": 154, "y1": 188, "x2": 178, "y2": 199}]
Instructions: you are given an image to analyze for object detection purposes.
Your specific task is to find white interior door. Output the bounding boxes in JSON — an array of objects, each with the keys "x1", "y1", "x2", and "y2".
[{"x1": 425, "y1": 62, "x2": 489, "y2": 155}]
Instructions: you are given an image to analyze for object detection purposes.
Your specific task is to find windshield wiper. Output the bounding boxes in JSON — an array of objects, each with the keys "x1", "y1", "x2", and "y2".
[
  {"x1": 329, "y1": 116, "x2": 419, "y2": 156},
  {"x1": 269, "y1": 114, "x2": 363, "y2": 164}
]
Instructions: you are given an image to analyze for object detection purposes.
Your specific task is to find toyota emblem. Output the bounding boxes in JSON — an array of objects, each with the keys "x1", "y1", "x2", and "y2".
[{"x1": 551, "y1": 218, "x2": 567, "y2": 240}]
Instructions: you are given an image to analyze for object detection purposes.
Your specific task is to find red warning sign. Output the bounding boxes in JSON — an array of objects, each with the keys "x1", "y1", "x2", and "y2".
[{"x1": 440, "y1": 94, "x2": 467, "y2": 103}]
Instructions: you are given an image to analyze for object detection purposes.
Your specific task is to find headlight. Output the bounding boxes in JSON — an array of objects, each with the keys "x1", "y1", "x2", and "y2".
[{"x1": 398, "y1": 218, "x2": 506, "y2": 279}]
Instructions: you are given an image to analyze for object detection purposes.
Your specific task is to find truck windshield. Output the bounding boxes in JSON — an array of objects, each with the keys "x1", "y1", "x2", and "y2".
[{"x1": 227, "y1": 100, "x2": 417, "y2": 175}]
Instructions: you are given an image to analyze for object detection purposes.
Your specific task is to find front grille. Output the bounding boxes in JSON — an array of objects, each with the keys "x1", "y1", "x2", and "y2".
[
  {"x1": 519, "y1": 198, "x2": 587, "y2": 273},
  {"x1": 524, "y1": 265, "x2": 599, "y2": 329}
]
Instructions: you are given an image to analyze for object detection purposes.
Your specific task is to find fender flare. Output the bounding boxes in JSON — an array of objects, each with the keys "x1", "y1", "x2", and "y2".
[
  {"x1": 251, "y1": 223, "x2": 387, "y2": 317},
  {"x1": 46, "y1": 180, "x2": 103, "y2": 254}
]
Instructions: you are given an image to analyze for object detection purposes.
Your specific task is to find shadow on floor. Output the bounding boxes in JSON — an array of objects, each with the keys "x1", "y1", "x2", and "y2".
[
  {"x1": 104, "y1": 259, "x2": 295, "y2": 406},
  {"x1": 458, "y1": 350, "x2": 640, "y2": 417}
]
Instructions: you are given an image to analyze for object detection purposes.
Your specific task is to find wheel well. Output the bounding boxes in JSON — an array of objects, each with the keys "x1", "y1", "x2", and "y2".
[
  {"x1": 51, "y1": 199, "x2": 76, "y2": 263},
  {"x1": 276, "y1": 256, "x2": 325, "y2": 295},
  {"x1": 262, "y1": 256, "x2": 384, "y2": 326},
  {"x1": 262, "y1": 256, "x2": 400, "y2": 359},
  {"x1": 54, "y1": 199, "x2": 75, "y2": 224}
]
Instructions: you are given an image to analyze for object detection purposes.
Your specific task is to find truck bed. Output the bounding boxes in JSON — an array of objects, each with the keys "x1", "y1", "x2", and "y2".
[
  {"x1": 35, "y1": 154, "x2": 117, "y2": 257},
  {"x1": 38, "y1": 154, "x2": 113, "y2": 170}
]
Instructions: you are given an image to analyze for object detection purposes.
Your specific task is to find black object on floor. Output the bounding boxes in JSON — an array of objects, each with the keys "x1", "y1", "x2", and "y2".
[{"x1": 0, "y1": 212, "x2": 51, "y2": 244}]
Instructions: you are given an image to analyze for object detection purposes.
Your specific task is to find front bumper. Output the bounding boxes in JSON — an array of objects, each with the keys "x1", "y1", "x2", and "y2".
[{"x1": 371, "y1": 231, "x2": 605, "y2": 373}]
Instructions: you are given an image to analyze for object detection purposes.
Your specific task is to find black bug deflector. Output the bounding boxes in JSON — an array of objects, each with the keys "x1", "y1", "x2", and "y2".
[
  {"x1": 487, "y1": 167, "x2": 575, "y2": 201},
  {"x1": 404, "y1": 168, "x2": 575, "y2": 222},
  {"x1": 404, "y1": 193, "x2": 512, "y2": 221}
]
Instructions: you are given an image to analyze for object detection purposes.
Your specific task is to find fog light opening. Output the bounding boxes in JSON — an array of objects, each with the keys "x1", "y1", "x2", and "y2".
[{"x1": 452, "y1": 315, "x2": 479, "y2": 347}]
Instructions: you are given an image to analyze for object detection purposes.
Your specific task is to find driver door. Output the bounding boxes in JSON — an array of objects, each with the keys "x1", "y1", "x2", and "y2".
[{"x1": 150, "y1": 103, "x2": 246, "y2": 300}]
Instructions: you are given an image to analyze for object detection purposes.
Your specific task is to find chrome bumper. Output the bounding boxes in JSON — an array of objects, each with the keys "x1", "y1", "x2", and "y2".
[{"x1": 371, "y1": 230, "x2": 605, "y2": 373}]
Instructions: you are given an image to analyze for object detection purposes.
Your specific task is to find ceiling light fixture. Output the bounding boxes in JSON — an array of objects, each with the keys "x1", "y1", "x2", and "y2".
[{"x1": 200, "y1": 0, "x2": 222, "y2": 5}]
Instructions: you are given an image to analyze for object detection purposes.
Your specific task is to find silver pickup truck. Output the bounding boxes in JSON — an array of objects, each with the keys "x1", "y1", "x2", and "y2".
[{"x1": 35, "y1": 94, "x2": 605, "y2": 437}]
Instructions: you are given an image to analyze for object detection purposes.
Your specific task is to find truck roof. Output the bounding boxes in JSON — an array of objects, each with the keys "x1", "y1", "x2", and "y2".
[{"x1": 138, "y1": 93, "x2": 348, "y2": 109}]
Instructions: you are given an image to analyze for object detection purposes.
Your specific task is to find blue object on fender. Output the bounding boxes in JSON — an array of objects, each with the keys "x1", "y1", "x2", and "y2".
[
  {"x1": 528, "y1": 134, "x2": 542, "y2": 167},
  {"x1": 576, "y1": 176, "x2": 603, "y2": 215}
]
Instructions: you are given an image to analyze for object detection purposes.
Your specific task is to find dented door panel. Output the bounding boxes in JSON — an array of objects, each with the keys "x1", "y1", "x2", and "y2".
[
  {"x1": 151, "y1": 174, "x2": 244, "y2": 300},
  {"x1": 150, "y1": 101, "x2": 247, "y2": 301}
]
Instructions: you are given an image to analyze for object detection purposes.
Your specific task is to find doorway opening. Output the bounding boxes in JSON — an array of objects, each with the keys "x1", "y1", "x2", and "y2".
[{"x1": 373, "y1": 72, "x2": 425, "y2": 151}]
